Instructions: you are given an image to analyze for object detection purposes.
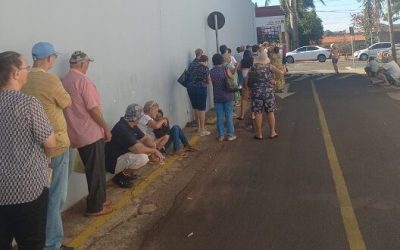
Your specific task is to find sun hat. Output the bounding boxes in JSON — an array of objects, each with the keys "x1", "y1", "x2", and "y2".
[
  {"x1": 69, "y1": 50, "x2": 94, "y2": 64},
  {"x1": 32, "y1": 42, "x2": 61, "y2": 61},
  {"x1": 254, "y1": 50, "x2": 270, "y2": 65},
  {"x1": 124, "y1": 104, "x2": 143, "y2": 122}
]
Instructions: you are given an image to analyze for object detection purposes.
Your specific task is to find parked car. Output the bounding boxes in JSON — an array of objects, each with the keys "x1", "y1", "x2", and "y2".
[
  {"x1": 285, "y1": 45, "x2": 331, "y2": 63},
  {"x1": 353, "y1": 42, "x2": 400, "y2": 61},
  {"x1": 376, "y1": 47, "x2": 400, "y2": 62}
]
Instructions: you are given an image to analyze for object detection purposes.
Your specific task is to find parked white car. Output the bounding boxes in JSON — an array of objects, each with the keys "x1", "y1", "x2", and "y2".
[
  {"x1": 285, "y1": 45, "x2": 331, "y2": 63},
  {"x1": 353, "y1": 42, "x2": 399, "y2": 61}
]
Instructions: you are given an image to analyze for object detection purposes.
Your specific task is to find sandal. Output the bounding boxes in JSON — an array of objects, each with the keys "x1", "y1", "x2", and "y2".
[
  {"x1": 103, "y1": 200, "x2": 112, "y2": 207},
  {"x1": 268, "y1": 134, "x2": 279, "y2": 139},
  {"x1": 185, "y1": 145, "x2": 198, "y2": 152},
  {"x1": 86, "y1": 206, "x2": 113, "y2": 217},
  {"x1": 253, "y1": 135, "x2": 263, "y2": 140}
]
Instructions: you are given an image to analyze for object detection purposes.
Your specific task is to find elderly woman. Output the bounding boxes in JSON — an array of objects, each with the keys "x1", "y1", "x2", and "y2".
[
  {"x1": 0, "y1": 51, "x2": 56, "y2": 250},
  {"x1": 246, "y1": 50, "x2": 284, "y2": 140},
  {"x1": 187, "y1": 55, "x2": 211, "y2": 136},
  {"x1": 224, "y1": 51, "x2": 240, "y2": 118},
  {"x1": 238, "y1": 50, "x2": 254, "y2": 120},
  {"x1": 138, "y1": 100, "x2": 170, "y2": 154},
  {"x1": 210, "y1": 53, "x2": 237, "y2": 142},
  {"x1": 270, "y1": 46, "x2": 285, "y2": 92}
]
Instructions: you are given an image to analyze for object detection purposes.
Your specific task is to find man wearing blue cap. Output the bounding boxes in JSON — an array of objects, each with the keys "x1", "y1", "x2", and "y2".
[{"x1": 22, "y1": 42, "x2": 74, "y2": 250}]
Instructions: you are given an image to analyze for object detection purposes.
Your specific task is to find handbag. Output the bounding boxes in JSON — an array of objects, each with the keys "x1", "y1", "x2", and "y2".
[
  {"x1": 177, "y1": 69, "x2": 190, "y2": 88},
  {"x1": 224, "y1": 69, "x2": 240, "y2": 92}
]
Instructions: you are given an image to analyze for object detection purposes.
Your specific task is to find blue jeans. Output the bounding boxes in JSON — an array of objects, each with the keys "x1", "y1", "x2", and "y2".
[
  {"x1": 166, "y1": 125, "x2": 189, "y2": 152},
  {"x1": 44, "y1": 150, "x2": 70, "y2": 250},
  {"x1": 215, "y1": 102, "x2": 234, "y2": 138}
]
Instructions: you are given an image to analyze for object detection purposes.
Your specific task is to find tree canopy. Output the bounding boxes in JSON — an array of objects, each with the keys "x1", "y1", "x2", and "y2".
[{"x1": 298, "y1": 9, "x2": 324, "y2": 45}]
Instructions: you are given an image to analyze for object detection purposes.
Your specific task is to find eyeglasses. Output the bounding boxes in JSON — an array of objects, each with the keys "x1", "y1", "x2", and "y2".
[{"x1": 19, "y1": 65, "x2": 31, "y2": 71}]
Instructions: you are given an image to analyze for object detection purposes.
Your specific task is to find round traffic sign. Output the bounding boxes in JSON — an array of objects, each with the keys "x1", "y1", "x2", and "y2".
[{"x1": 207, "y1": 11, "x2": 225, "y2": 30}]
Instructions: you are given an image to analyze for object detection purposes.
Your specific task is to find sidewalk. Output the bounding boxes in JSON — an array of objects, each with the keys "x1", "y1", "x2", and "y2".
[{"x1": 62, "y1": 112, "x2": 218, "y2": 249}]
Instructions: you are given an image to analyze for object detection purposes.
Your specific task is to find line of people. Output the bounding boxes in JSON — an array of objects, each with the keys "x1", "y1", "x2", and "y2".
[
  {"x1": 1, "y1": 40, "x2": 286, "y2": 250},
  {"x1": 0, "y1": 42, "x2": 196, "y2": 250},
  {"x1": 184, "y1": 42, "x2": 285, "y2": 141}
]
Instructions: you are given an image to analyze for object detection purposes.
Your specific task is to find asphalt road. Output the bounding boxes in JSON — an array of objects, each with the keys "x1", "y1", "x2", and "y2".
[{"x1": 140, "y1": 65, "x2": 400, "y2": 250}]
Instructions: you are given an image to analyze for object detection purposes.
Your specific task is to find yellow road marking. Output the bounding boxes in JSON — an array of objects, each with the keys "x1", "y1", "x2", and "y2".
[
  {"x1": 69, "y1": 135, "x2": 201, "y2": 248},
  {"x1": 311, "y1": 81, "x2": 366, "y2": 250}
]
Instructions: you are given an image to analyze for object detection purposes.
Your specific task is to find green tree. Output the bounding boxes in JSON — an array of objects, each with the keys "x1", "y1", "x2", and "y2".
[
  {"x1": 354, "y1": 0, "x2": 382, "y2": 43},
  {"x1": 280, "y1": 0, "x2": 325, "y2": 49},
  {"x1": 298, "y1": 9, "x2": 324, "y2": 45}
]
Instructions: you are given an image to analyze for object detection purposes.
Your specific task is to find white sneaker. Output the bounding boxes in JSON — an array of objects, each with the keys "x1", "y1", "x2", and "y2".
[
  {"x1": 200, "y1": 130, "x2": 211, "y2": 136},
  {"x1": 227, "y1": 135, "x2": 237, "y2": 141}
]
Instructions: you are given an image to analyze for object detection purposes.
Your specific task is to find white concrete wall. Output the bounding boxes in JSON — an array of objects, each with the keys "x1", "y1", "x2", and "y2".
[{"x1": 1, "y1": 0, "x2": 256, "y2": 209}]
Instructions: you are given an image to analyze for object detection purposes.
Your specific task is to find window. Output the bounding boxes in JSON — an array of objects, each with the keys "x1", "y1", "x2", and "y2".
[
  {"x1": 307, "y1": 47, "x2": 319, "y2": 51},
  {"x1": 297, "y1": 47, "x2": 307, "y2": 52}
]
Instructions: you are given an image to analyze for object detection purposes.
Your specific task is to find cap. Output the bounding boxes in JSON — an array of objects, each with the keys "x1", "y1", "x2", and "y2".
[
  {"x1": 32, "y1": 42, "x2": 61, "y2": 61},
  {"x1": 124, "y1": 104, "x2": 143, "y2": 122},
  {"x1": 69, "y1": 50, "x2": 94, "y2": 64}
]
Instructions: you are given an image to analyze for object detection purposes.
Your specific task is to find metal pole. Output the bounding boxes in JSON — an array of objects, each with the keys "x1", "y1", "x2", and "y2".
[
  {"x1": 387, "y1": 0, "x2": 397, "y2": 63},
  {"x1": 351, "y1": 34, "x2": 355, "y2": 68},
  {"x1": 214, "y1": 14, "x2": 219, "y2": 54}
]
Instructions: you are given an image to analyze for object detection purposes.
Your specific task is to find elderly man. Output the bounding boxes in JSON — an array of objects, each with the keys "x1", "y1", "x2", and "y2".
[
  {"x1": 105, "y1": 104, "x2": 165, "y2": 188},
  {"x1": 21, "y1": 42, "x2": 74, "y2": 250},
  {"x1": 62, "y1": 51, "x2": 112, "y2": 217}
]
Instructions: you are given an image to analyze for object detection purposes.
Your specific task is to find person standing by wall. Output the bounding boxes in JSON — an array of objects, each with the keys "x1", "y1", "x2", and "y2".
[
  {"x1": 62, "y1": 51, "x2": 112, "y2": 217},
  {"x1": 187, "y1": 55, "x2": 211, "y2": 136},
  {"x1": 22, "y1": 42, "x2": 74, "y2": 250},
  {"x1": 0, "y1": 51, "x2": 56, "y2": 250},
  {"x1": 210, "y1": 53, "x2": 237, "y2": 142}
]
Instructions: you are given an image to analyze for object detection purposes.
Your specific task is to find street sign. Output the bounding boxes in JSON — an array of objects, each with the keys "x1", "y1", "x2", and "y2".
[
  {"x1": 207, "y1": 11, "x2": 225, "y2": 53},
  {"x1": 349, "y1": 26, "x2": 354, "y2": 36},
  {"x1": 207, "y1": 12, "x2": 225, "y2": 30}
]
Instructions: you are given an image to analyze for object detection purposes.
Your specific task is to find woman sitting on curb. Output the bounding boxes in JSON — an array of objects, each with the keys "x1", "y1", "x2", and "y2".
[
  {"x1": 153, "y1": 109, "x2": 197, "y2": 157},
  {"x1": 138, "y1": 100, "x2": 170, "y2": 157}
]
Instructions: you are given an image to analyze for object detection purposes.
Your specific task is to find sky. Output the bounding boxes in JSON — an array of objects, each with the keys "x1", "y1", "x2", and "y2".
[{"x1": 253, "y1": 0, "x2": 364, "y2": 32}]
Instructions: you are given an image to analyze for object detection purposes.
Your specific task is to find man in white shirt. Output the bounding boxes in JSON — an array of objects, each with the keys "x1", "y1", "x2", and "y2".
[{"x1": 382, "y1": 56, "x2": 400, "y2": 85}]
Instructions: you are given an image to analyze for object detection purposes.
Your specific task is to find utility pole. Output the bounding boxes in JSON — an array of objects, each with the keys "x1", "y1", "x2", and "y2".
[{"x1": 387, "y1": 0, "x2": 397, "y2": 63}]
